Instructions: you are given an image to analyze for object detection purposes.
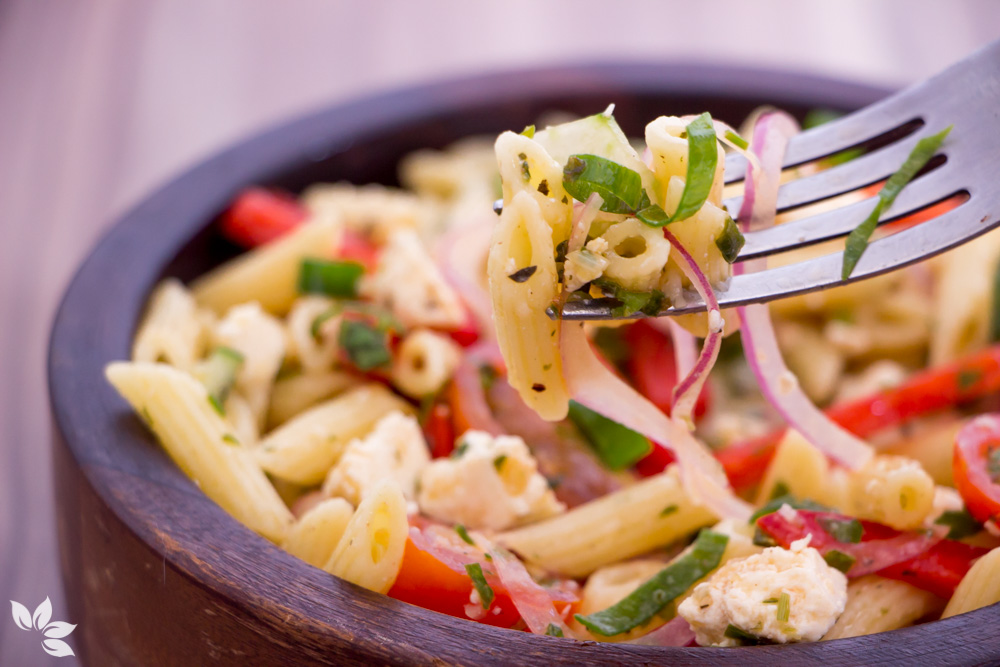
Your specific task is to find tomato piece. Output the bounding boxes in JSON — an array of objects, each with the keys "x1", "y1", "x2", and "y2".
[
  {"x1": 219, "y1": 187, "x2": 307, "y2": 248},
  {"x1": 719, "y1": 343, "x2": 1000, "y2": 492},
  {"x1": 953, "y1": 414, "x2": 1000, "y2": 523},
  {"x1": 446, "y1": 359, "x2": 505, "y2": 437},
  {"x1": 623, "y1": 321, "x2": 710, "y2": 420},
  {"x1": 878, "y1": 540, "x2": 988, "y2": 599},
  {"x1": 633, "y1": 441, "x2": 676, "y2": 478},
  {"x1": 443, "y1": 312, "x2": 481, "y2": 348},
  {"x1": 422, "y1": 402, "x2": 455, "y2": 458},
  {"x1": 337, "y1": 229, "x2": 381, "y2": 273}
]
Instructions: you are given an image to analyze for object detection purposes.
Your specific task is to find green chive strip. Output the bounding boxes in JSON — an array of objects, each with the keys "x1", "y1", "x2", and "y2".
[
  {"x1": 574, "y1": 530, "x2": 728, "y2": 636},
  {"x1": 934, "y1": 509, "x2": 983, "y2": 540},
  {"x1": 776, "y1": 591, "x2": 790, "y2": 623},
  {"x1": 196, "y1": 346, "x2": 245, "y2": 415},
  {"x1": 297, "y1": 257, "x2": 365, "y2": 298},
  {"x1": 562, "y1": 154, "x2": 645, "y2": 215},
  {"x1": 724, "y1": 129, "x2": 749, "y2": 151},
  {"x1": 465, "y1": 563, "x2": 494, "y2": 609},
  {"x1": 567, "y1": 400, "x2": 652, "y2": 470},
  {"x1": 824, "y1": 549, "x2": 856, "y2": 574},
  {"x1": 817, "y1": 516, "x2": 863, "y2": 544},
  {"x1": 338, "y1": 319, "x2": 391, "y2": 371},
  {"x1": 455, "y1": 524, "x2": 475, "y2": 545},
  {"x1": 841, "y1": 127, "x2": 952, "y2": 279}
]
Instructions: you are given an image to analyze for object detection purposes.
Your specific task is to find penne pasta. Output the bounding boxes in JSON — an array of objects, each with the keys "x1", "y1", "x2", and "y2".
[
  {"x1": 497, "y1": 467, "x2": 715, "y2": 578},
  {"x1": 256, "y1": 384, "x2": 414, "y2": 485},
  {"x1": 324, "y1": 480, "x2": 408, "y2": 594},
  {"x1": 266, "y1": 370, "x2": 357, "y2": 430},
  {"x1": 942, "y1": 546, "x2": 1000, "y2": 618},
  {"x1": 132, "y1": 278, "x2": 211, "y2": 371},
  {"x1": 282, "y1": 497, "x2": 355, "y2": 569},
  {"x1": 823, "y1": 575, "x2": 944, "y2": 640},
  {"x1": 105, "y1": 361, "x2": 293, "y2": 542},
  {"x1": 191, "y1": 216, "x2": 340, "y2": 316}
]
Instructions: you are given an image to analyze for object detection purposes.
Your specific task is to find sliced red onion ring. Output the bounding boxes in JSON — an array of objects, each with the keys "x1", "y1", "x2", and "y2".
[
  {"x1": 561, "y1": 322, "x2": 752, "y2": 521},
  {"x1": 625, "y1": 616, "x2": 697, "y2": 647},
  {"x1": 735, "y1": 112, "x2": 873, "y2": 469},
  {"x1": 662, "y1": 229, "x2": 723, "y2": 428},
  {"x1": 488, "y1": 545, "x2": 577, "y2": 637},
  {"x1": 712, "y1": 118, "x2": 761, "y2": 173},
  {"x1": 435, "y1": 215, "x2": 495, "y2": 335}
]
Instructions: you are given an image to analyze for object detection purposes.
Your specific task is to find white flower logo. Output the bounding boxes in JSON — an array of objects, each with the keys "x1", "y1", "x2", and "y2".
[{"x1": 10, "y1": 597, "x2": 76, "y2": 658}]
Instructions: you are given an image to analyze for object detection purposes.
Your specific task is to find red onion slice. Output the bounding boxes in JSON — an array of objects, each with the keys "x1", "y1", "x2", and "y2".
[
  {"x1": 489, "y1": 545, "x2": 577, "y2": 637},
  {"x1": 435, "y1": 215, "x2": 495, "y2": 335},
  {"x1": 735, "y1": 112, "x2": 873, "y2": 470},
  {"x1": 625, "y1": 616, "x2": 697, "y2": 647}
]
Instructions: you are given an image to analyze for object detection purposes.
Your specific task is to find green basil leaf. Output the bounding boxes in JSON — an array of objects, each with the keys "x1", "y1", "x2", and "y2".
[
  {"x1": 297, "y1": 258, "x2": 365, "y2": 298},
  {"x1": 567, "y1": 400, "x2": 652, "y2": 470},
  {"x1": 545, "y1": 623, "x2": 564, "y2": 637},
  {"x1": 562, "y1": 154, "x2": 644, "y2": 214},
  {"x1": 715, "y1": 215, "x2": 745, "y2": 264},
  {"x1": 934, "y1": 509, "x2": 983, "y2": 540},
  {"x1": 724, "y1": 129, "x2": 749, "y2": 151},
  {"x1": 465, "y1": 563, "x2": 495, "y2": 608},
  {"x1": 817, "y1": 516, "x2": 863, "y2": 544},
  {"x1": 842, "y1": 126, "x2": 952, "y2": 279},
  {"x1": 824, "y1": 549, "x2": 856, "y2": 574},
  {"x1": 338, "y1": 319, "x2": 391, "y2": 371},
  {"x1": 574, "y1": 530, "x2": 729, "y2": 636}
]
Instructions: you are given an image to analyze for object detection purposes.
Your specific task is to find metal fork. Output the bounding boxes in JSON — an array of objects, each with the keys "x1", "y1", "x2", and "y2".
[{"x1": 561, "y1": 39, "x2": 1000, "y2": 320}]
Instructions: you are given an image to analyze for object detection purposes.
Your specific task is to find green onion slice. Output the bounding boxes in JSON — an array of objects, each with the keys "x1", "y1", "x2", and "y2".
[
  {"x1": 563, "y1": 154, "x2": 645, "y2": 215},
  {"x1": 196, "y1": 346, "x2": 245, "y2": 415},
  {"x1": 298, "y1": 257, "x2": 365, "y2": 298},
  {"x1": 842, "y1": 126, "x2": 952, "y2": 279},
  {"x1": 567, "y1": 400, "x2": 652, "y2": 470},
  {"x1": 715, "y1": 215, "x2": 745, "y2": 264},
  {"x1": 338, "y1": 319, "x2": 391, "y2": 371},
  {"x1": 824, "y1": 549, "x2": 856, "y2": 573},
  {"x1": 574, "y1": 530, "x2": 728, "y2": 636},
  {"x1": 465, "y1": 563, "x2": 494, "y2": 609},
  {"x1": 545, "y1": 623, "x2": 564, "y2": 637},
  {"x1": 724, "y1": 623, "x2": 772, "y2": 646},
  {"x1": 817, "y1": 516, "x2": 863, "y2": 544},
  {"x1": 521, "y1": 124, "x2": 536, "y2": 138},
  {"x1": 934, "y1": 509, "x2": 983, "y2": 540},
  {"x1": 455, "y1": 524, "x2": 475, "y2": 545},
  {"x1": 724, "y1": 129, "x2": 749, "y2": 151},
  {"x1": 776, "y1": 591, "x2": 791, "y2": 622}
]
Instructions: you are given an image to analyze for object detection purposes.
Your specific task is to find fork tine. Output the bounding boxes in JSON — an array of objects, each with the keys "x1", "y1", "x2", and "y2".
[
  {"x1": 724, "y1": 132, "x2": 943, "y2": 214},
  {"x1": 559, "y1": 200, "x2": 997, "y2": 320},
  {"x1": 738, "y1": 166, "x2": 963, "y2": 260}
]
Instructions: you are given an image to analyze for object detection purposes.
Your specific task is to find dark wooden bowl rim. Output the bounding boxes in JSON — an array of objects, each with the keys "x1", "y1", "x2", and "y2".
[{"x1": 49, "y1": 62, "x2": 1000, "y2": 665}]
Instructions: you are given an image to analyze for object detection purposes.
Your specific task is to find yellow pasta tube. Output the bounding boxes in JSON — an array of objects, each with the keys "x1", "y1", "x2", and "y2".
[
  {"x1": 266, "y1": 371, "x2": 356, "y2": 430},
  {"x1": 256, "y1": 383, "x2": 414, "y2": 485},
  {"x1": 191, "y1": 216, "x2": 340, "y2": 316},
  {"x1": 324, "y1": 481, "x2": 408, "y2": 594},
  {"x1": 488, "y1": 190, "x2": 568, "y2": 421},
  {"x1": 823, "y1": 575, "x2": 943, "y2": 639},
  {"x1": 496, "y1": 467, "x2": 715, "y2": 578},
  {"x1": 282, "y1": 497, "x2": 355, "y2": 569},
  {"x1": 105, "y1": 361, "x2": 293, "y2": 542},
  {"x1": 942, "y1": 546, "x2": 1000, "y2": 618},
  {"x1": 132, "y1": 278, "x2": 211, "y2": 371},
  {"x1": 494, "y1": 131, "x2": 573, "y2": 244}
]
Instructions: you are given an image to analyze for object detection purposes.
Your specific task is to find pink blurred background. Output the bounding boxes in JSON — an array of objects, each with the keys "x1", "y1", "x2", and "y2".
[{"x1": 1, "y1": 1, "x2": 998, "y2": 663}]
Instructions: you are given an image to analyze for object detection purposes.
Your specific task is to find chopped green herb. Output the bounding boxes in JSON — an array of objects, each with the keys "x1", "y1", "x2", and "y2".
[
  {"x1": 715, "y1": 215, "x2": 745, "y2": 264},
  {"x1": 452, "y1": 441, "x2": 470, "y2": 459},
  {"x1": 455, "y1": 524, "x2": 475, "y2": 545},
  {"x1": 762, "y1": 598, "x2": 779, "y2": 604},
  {"x1": 574, "y1": 530, "x2": 729, "y2": 636},
  {"x1": 724, "y1": 129, "x2": 749, "y2": 151},
  {"x1": 547, "y1": 474, "x2": 563, "y2": 490},
  {"x1": 776, "y1": 591, "x2": 790, "y2": 623},
  {"x1": 567, "y1": 400, "x2": 651, "y2": 470},
  {"x1": 562, "y1": 153, "x2": 645, "y2": 215},
  {"x1": 537, "y1": 179, "x2": 550, "y2": 196},
  {"x1": 338, "y1": 319, "x2": 391, "y2": 371},
  {"x1": 934, "y1": 509, "x2": 983, "y2": 540},
  {"x1": 521, "y1": 124, "x2": 535, "y2": 138},
  {"x1": 479, "y1": 364, "x2": 498, "y2": 391},
  {"x1": 724, "y1": 624, "x2": 772, "y2": 646},
  {"x1": 493, "y1": 455, "x2": 508, "y2": 472},
  {"x1": 195, "y1": 346, "x2": 245, "y2": 416},
  {"x1": 544, "y1": 623, "x2": 564, "y2": 638},
  {"x1": 222, "y1": 433, "x2": 240, "y2": 446},
  {"x1": 465, "y1": 563, "x2": 494, "y2": 609},
  {"x1": 592, "y1": 277, "x2": 663, "y2": 318},
  {"x1": 521, "y1": 160, "x2": 531, "y2": 182},
  {"x1": 749, "y1": 494, "x2": 829, "y2": 524},
  {"x1": 842, "y1": 126, "x2": 952, "y2": 279},
  {"x1": 824, "y1": 549, "x2": 856, "y2": 573},
  {"x1": 508, "y1": 265, "x2": 538, "y2": 283},
  {"x1": 769, "y1": 481, "x2": 791, "y2": 501},
  {"x1": 660, "y1": 504, "x2": 679, "y2": 517},
  {"x1": 310, "y1": 301, "x2": 402, "y2": 339},
  {"x1": 817, "y1": 516, "x2": 863, "y2": 544},
  {"x1": 958, "y1": 370, "x2": 982, "y2": 391},
  {"x1": 297, "y1": 258, "x2": 364, "y2": 298},
  {"x1": 990, "y1": 258, "x2": 1000, "y2": 343},
  {"x1": 753, "y1": 527, "x2": 777, "y2": 547}
]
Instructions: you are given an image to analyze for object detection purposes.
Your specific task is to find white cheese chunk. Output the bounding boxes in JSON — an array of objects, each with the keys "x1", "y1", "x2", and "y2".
[
  {"x1": 213, "y1": 302, "x2": 286, "y2": 426},
  {"x1": 677, "y1": 541, "x2": 847, "y2": 647},
  {"x1": 417, "y1": 430, "x2": 564, "y2": 531}
]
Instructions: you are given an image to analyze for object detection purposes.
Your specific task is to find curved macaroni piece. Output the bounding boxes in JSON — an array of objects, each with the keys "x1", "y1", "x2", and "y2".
[
  {"x1": 282, "y1": 497, "x2": 355, "y2": 569},
  {"x1": 285, "y1": 295, "x2": 339, "y2": 373},
  {"x1": 256, "y1": 383, "x2": 414, "y2": 485},
  {"x1": 324, "y1": 480, "x2": 408, "y2": 594},
  {"x1": 390, "y1": 328, "x2": 461, "y2": 399},
  {"x1": 132, "y1": 279, "x2": 211, "y2": 371},
  {"x1": 105, "y1": 362, "x2": 293, "y2": 542},
  {"x1": 191, "y1": 216, "x2": 341, "y2": 316},
  {"x1": 497, "y1": 467, "x2": 715, "y2": 578},
  {"x1": 599, "y1": 218, "x2": 671, "y2": 292},
  {"x1": 488, "y1": 190, "x2": 568, "y2": 421}
]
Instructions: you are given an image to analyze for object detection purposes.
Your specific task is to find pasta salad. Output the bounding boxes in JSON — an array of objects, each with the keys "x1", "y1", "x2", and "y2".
[{"x1": 107, "y1": 106, "x2": 1000, "y2": 647}]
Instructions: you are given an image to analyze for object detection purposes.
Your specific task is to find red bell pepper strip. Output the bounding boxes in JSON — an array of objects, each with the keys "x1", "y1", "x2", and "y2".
[
  {"x1": 756, "y1": 509, "x2": 985, "y2": 597},
  {"x1": 719, "y1": 343, "x2": 1000, "y2": 492},
  {"x1": 422, "y1": 402, "x2": 456, "y2": 459},
  {"x1": 219, "y1": 187, "x2": 307, "y2": 248},
  {"x1": 953, "y1": 414, "x2": 1000, "y2": 523}
]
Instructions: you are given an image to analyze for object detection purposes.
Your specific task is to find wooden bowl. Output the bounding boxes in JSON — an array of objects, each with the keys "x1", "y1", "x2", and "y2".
[{"x1": 49, "y1": 64, "x2": 1000, "y2": 665}]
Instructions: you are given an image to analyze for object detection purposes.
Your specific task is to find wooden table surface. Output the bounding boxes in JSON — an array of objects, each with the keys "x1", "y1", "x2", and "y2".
[{"x1": 2, "y1": 1, "x2": 998, "y2": 664}]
